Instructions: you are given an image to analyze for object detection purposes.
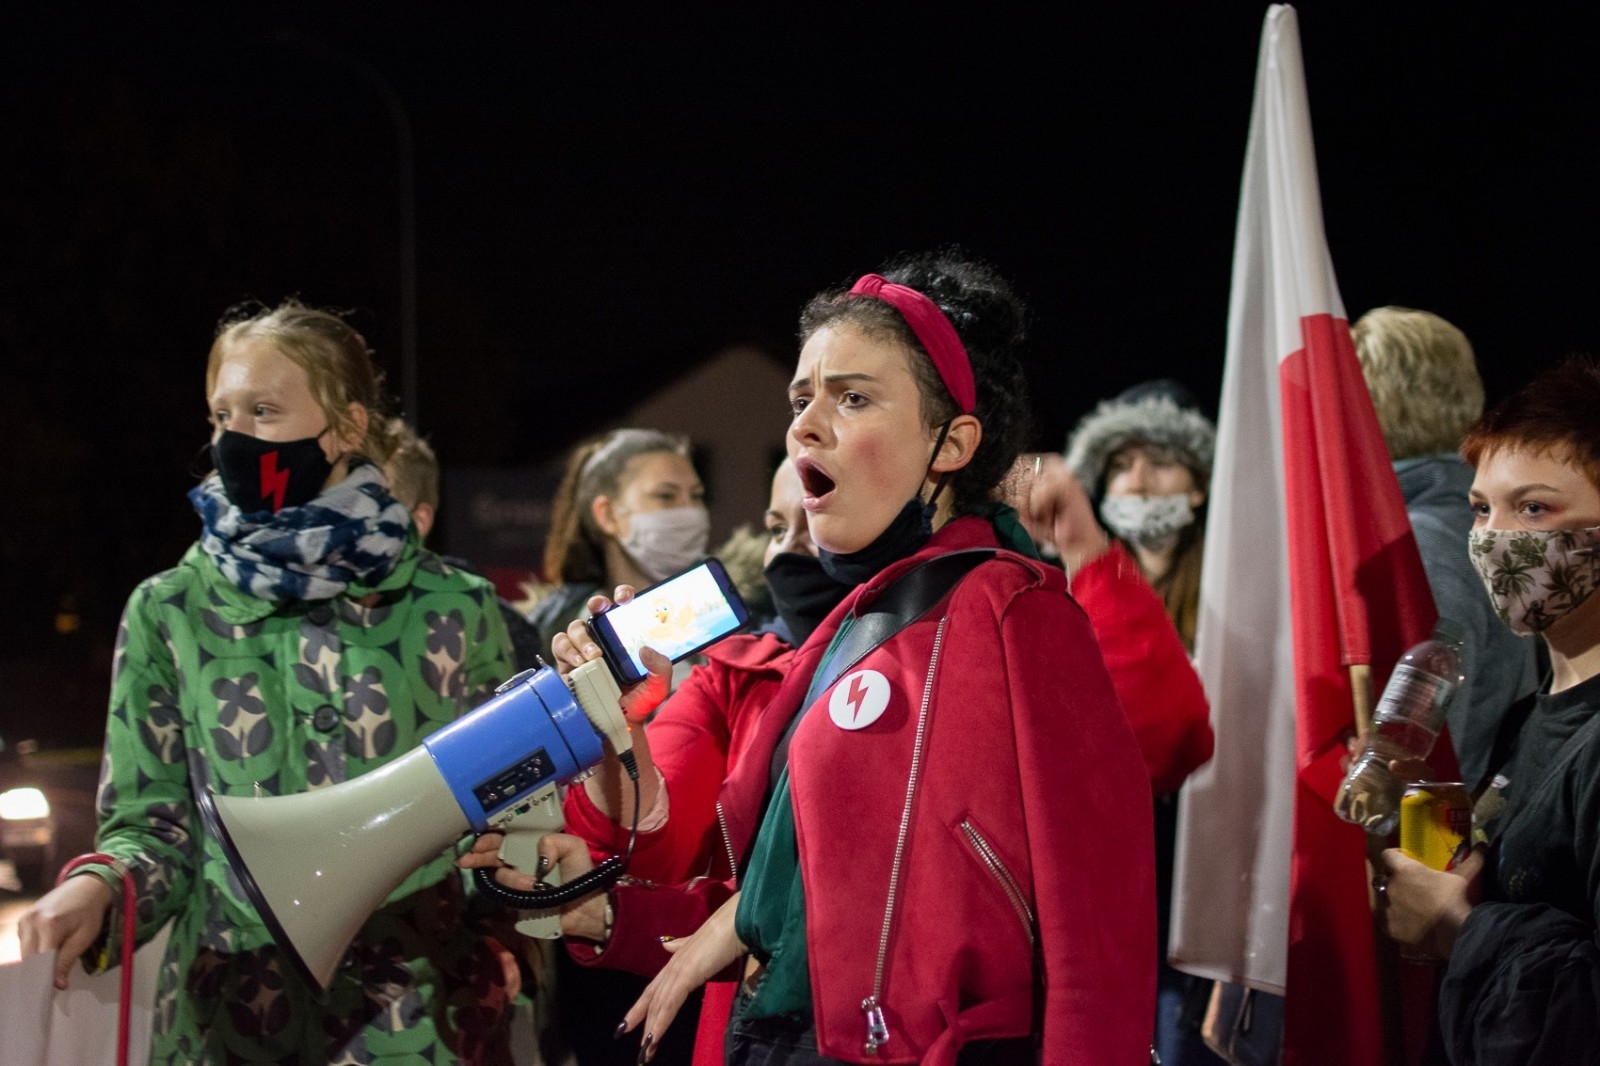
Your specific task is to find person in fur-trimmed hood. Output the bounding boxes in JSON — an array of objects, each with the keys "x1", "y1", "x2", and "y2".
[
  {"x1": 1065, "y1": 378, "x2": 1215, "y2": 652},
  {"x1": 1062, "y1": 378, "x2": 1225, "y2": 1066}
]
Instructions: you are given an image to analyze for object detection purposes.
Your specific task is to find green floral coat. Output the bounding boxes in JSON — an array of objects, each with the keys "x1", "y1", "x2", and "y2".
[{"x1": 81, "y1": 535, "x2": 517, "y2": 1065}]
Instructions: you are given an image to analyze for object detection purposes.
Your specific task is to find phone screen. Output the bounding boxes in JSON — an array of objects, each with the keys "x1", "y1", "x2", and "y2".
[{"x1": 588, "y1": 558, "x2": 751, "y2": 684}]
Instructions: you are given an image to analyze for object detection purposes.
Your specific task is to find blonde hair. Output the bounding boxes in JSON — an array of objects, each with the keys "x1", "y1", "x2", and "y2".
[
  {"x1": 384, "y1": 417, "x2": 439, "y2": 511},
  {"x1": 1352, "y1": 306, "x2": 1484, "y2": 460},
  {"x1": 207, "y1": 299, "x2": 397, "y2": 464}
]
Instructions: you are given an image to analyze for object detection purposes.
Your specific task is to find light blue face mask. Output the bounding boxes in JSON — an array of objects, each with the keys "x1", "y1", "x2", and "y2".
[{"x1": 1098, "y1": 492, "x2": 1195, "y2": 551}]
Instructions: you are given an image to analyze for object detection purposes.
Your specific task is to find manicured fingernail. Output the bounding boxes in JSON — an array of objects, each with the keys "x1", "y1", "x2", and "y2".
[
  {"x1": 637, "y1": 1034, "x2": 653, "y2": 1065},
  {"x1": 658, "y1": 935, "x2": 676, "y2": 944},
  {"x1": 536, "y1": 854, "x2": 551, "y2": 876},
  {"x1": 614, "y1": 1021, "x2": 628, "y2": 1041}
]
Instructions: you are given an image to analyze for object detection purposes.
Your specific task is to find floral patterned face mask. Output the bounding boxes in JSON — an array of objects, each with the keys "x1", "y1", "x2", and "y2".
[{"x1": 1467, "y1": 523, "x2": 1600, "y2": 635}]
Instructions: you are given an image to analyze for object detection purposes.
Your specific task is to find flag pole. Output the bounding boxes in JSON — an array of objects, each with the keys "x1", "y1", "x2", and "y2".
[{"x1": 1349, "y1": 664, "x2": 1373, "y2": 736}]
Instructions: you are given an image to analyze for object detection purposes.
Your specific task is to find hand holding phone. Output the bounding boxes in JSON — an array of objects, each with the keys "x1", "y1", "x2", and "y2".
[{"x1": 587, "y1": 558, "x2": 750, "y2": 686}]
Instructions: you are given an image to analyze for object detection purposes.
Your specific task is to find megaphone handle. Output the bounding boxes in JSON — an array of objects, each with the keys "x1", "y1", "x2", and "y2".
[{"x1": 472, "y1": 857, "x2": 625, "y2": 910}]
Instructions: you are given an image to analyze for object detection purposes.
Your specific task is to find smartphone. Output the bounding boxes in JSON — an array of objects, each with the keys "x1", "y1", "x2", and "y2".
[{"x1": 587, "y1": 558, "x2": 751, "y2": 685}]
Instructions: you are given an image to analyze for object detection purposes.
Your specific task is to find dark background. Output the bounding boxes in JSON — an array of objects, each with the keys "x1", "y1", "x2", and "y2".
[{"x1": 3, "y1": 4, "x2": 1596, "y2": 745}]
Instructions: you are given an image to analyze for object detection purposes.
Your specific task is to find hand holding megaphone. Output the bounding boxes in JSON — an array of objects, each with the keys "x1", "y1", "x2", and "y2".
[{"x1": 459, "y1": 831, "x2": 611, "y2": 941}]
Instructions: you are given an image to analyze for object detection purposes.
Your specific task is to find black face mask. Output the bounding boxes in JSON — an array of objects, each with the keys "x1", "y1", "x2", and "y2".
[
  {"x1": 764, "y1": 552, "x2": 852, "y2": 646},
  {"x1": 212, "y1": 429, "x2": 334, "y2": 515},
  {"x1": 816, "y1": 423, "x2": 953, "y2": 587},
  {"x1": 817, "y1": 497, "x2": 937, "y2": 586}
]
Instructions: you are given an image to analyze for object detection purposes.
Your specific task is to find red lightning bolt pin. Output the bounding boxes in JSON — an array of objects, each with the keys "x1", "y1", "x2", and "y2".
[{"x1": 845, "y1": 674, "x2": 871, "y2": 725}]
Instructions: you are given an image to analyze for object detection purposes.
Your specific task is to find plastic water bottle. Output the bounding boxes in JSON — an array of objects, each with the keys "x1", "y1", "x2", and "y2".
[{"x1": 1334, "y1": 619, "x2": 1466, "y2": 836}]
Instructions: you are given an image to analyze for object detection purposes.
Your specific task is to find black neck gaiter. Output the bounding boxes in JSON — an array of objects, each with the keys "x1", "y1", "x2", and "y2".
[
  {"x1": 764, "y1": 552, "x2": 853, "y2": 646},
  {"x1": 817, "y1": 496, "x2": 938, "y2": 586}
]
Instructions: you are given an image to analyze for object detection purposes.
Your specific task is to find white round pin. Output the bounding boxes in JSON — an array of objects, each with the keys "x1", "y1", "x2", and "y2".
[{"x1": 828, "y1": 669, "x2": 890, "y2": 730}]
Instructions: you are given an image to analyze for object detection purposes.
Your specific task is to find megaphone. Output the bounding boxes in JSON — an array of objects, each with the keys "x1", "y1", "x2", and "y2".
[{"x1": 198, "y1": 658, "x2": 636, "y2": 992}]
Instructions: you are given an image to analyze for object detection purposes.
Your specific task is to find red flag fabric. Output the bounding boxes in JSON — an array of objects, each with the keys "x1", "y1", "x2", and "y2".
[{"x1": 1170, "y1": 7, "x2": 1451, "y2": 1065}]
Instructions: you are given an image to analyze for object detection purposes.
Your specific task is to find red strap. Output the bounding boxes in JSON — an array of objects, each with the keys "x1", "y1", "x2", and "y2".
[{"x1": 56, "y1": 853, "x2": 135, "y2": 1066}]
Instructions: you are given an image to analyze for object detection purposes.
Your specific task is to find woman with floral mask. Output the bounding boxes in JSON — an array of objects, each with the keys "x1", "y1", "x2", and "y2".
[
  {"x1": 1063, "y1": 379, "x2": 1215, "y2": 653},
  {"x1": 1376, "y1": 356, "x2": 1600, "y2": 1066},
  {"x1": 528, "y1": 428, "x2": 710, "y2": 666},
  {"x1": 17, "y1": 299, "x2": 519, "y2": 1064},
  {"x1": 514, "y1": 252, "x2": 1155, "y2": 1065}
]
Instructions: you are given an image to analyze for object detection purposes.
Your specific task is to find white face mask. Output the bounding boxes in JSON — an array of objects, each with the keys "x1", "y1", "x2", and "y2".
[
  {"x1": 1468, "y1": 523, "x2": 1600, "y2": 635},
  {"x1": 1099, "y1": 493, "x2": 1195, "y2": 552},
  {"x1": 618, "y1": 506, "x2": 711, "y2": 583}
]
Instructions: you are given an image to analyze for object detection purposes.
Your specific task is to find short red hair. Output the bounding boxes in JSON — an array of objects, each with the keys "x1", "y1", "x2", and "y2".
[{"x1": 1460, "y1": 355, "x2": 1600, "y2": 490}]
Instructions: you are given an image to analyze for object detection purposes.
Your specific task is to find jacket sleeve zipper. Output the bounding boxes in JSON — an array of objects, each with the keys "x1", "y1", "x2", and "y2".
[
  {"x1": 861, "y1": 615, "x2": 946, "y2": 1056},
  {"x1": 959, "y1": 819, "x2": 1036, "y2": 947}
]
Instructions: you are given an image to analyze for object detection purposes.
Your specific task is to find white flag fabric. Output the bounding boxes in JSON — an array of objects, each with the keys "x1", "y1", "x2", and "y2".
[{"x1": 1170, "y1": 7, "x2": 1442, "y2": 1065}]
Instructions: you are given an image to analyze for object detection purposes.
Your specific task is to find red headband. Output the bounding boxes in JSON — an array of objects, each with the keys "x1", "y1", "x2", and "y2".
[{"x1": 848, "y1": 274, "x2": 976, "y2": 414}]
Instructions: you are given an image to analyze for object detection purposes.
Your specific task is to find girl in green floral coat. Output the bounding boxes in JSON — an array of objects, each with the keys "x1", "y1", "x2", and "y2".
[{"x1": 20, "y1": 300, "x2": 519, "y2": 1065}]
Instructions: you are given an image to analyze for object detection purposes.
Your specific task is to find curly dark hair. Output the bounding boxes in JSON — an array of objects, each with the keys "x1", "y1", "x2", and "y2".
[{"x1": 797, "y1": 250, "x2": 1032, "y2": 515}]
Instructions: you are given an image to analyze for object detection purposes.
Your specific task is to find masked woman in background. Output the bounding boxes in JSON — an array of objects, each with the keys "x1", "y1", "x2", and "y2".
[
  {"x1": 1056, "y1": 379, "x2": 1225, "y2": 1065},
  {"x1": 483, "y1": 459, "x2": 847, "y2": 1066},
  {"x1": 528, "y1": 428, "x2": 710, "y2": 663},
  {"x1": 18, "y1": 300, "x2": 518, "y2": 1065},
  {"x1": 1378, "y1": 355, "x2": 1600, "y2": 1066},
  {"x1": 516, "y1": 251, "x2": 1156, "y2": 1064},
  {"x1": 1064, "y1": 379, "x2": 1212, "y2": 652},
  {"x1": 522, "y1": 427, "x2": 714, "y2": 1066}
]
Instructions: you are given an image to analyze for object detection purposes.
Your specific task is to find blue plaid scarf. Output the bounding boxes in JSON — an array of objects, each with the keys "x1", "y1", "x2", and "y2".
[{"x1": 190, "y1": 461, "x2": 412, "y2": 603}]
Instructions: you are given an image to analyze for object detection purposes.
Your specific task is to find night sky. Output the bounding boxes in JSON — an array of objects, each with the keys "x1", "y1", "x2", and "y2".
[{"x1": 3, "y1": 4, "x2": 1596, "y2": 742}]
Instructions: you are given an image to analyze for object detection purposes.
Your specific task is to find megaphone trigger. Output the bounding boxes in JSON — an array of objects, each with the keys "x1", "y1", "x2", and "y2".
[{"x1": 486, "y1": 788, "x2": 578, "y2": 939}]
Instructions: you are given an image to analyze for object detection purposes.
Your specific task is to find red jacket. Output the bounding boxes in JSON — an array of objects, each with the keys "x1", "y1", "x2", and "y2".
[
  {"x1": 773, "y1": 518, "x2": 1155, "y2": 1064},
  {"x1": 1070, "y1": 541, "x2": 1213, "y2": 795},
  {"x1": 563, "y1": 632, "x2": 793, "y2": 1066},
  {"x1": 564, "y1": 630, "x2": 794, "y2": 886},
  {"x1": 567, "y1": 522, "x2": 1191, "y2": 1064}
]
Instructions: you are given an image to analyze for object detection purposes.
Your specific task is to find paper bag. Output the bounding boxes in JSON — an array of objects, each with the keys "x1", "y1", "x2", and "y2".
[{"x1": 0, "y1": 922, "x2": 171, "y2": 1066}]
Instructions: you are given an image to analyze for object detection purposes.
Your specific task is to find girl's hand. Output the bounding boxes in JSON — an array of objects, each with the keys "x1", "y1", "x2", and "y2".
[
  {"x1": 551, "y1": 588, "x2": 671, "y2": 723},
  {"x1": 1016, "y1": 454, "x2": 1111, "y2": 575},
  {"x1": 1376, "y1": 846, "x2": 1483, "y2": 959},
  {"x1": 17, "y1": 874, "x2": 117, "y2": 990},
  {"x1": 618, "y1": 892, "x2": 746, "y2": 1062}
]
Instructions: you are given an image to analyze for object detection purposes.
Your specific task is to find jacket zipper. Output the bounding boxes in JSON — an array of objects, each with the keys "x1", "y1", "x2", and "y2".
[
  {"x1": 959, "y1": 820, "x2": 1035, "y2": 947},
  {"x1": 715, "y1": 800, "x2": 738, "y2": 887},
  {"x1": 861, "y1": 615, "x2": 946, "y2": 1056}
]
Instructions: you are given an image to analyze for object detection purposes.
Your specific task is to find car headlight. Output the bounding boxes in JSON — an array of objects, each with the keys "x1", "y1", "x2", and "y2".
[{"x1": 0, "y1": 787, "x2": 50, "y2": 821}]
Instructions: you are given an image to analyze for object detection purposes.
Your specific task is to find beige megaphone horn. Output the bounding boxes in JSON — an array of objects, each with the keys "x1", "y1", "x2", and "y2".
[{"x1": 198, "y1": 659, "x2": 634, "y2": 991}]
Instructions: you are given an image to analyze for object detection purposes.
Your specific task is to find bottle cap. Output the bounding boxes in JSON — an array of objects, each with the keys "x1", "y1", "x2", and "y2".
[{"x1": 1433, "y1": 617, "x2": 1466, "y2": 645}]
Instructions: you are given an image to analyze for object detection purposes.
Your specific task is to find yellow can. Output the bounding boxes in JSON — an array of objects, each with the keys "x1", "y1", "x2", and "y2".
[{"x1": 1399, "y1": 782, "x2": 1472, "y2": 871}]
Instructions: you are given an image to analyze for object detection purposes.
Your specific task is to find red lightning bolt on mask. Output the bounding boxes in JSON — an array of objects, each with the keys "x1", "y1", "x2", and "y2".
[{"x1": 259, "y1": 451, "x2": 291, "y2": 512}]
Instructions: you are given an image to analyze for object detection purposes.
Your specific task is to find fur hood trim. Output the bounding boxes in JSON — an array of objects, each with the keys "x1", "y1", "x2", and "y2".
[{"x1": 1064, "y1": 396, "x2": 1216, "y2": 495}]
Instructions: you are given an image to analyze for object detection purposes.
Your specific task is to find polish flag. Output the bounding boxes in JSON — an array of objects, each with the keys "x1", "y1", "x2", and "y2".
[{"x1": 1169, "y1": 7, "x2": 1451, "y2": 1064}]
